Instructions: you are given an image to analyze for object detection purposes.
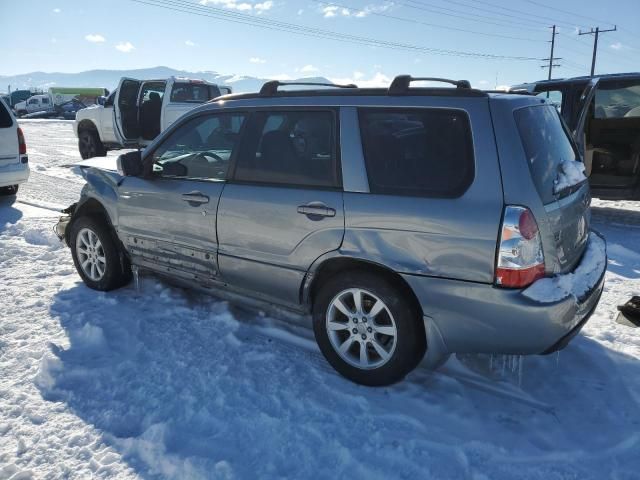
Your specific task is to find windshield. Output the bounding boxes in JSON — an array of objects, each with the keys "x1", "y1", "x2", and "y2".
[{"x1": 515, "y1": 104, "x2": 581, "y2": 204}]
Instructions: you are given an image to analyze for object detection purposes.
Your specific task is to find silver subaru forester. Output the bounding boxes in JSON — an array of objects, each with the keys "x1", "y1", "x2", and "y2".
[{"x1": 56, "y1": 76, "x2": 607, "y2": 386}]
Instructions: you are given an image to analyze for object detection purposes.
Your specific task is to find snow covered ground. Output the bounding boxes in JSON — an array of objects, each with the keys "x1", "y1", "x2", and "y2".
[{"x1": 2, "y1": 120, "x2": 640, "y2": 479}]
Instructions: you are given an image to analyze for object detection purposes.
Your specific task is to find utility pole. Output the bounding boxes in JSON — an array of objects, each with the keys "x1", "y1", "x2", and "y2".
[
  {"x1": 579, "y1": 25, "x2": 617, "y2": 76},
  {"x1": 541, "y1": 25, "x2": 561, "y2": 80}
]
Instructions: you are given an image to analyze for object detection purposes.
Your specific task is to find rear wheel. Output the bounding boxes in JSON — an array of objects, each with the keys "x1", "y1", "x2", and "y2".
[
  {"x1": 78, "y1": 129, "x2": 106, "y2": 159},
  {"x1": 69, "y1": 215, "x2": 131, "y2": 291},
  {"x1": 313, "y1": 271, "x2": 426, "y2": 386},
  {"x1": 0, "y1": 185, "x2": 19, "y2": 196}
]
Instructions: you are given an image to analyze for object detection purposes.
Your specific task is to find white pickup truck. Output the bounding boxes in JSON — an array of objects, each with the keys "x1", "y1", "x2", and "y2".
[{"x1": 74, "y1": 76, "x2": 231, "y2": 159}]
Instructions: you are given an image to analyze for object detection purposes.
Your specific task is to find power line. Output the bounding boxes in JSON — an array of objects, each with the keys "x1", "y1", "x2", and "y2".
[
  {"x1": 131, "y1": 0, "x2": 542, "y2": 61},
  {"x1": 311, "y1": 0, "x2": 545, "y2": 42},
  {"x1": 520, "y1": 0, "x2": 616, "y2": 28},
  {"x1": 394, "y1": 0, "x2": 546, "y2": 32}
]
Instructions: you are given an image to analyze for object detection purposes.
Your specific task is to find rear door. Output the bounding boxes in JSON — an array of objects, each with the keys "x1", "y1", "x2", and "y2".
[
  {"x1": 0, "y1": 98, "x2": 19, "y2": 168},
  {"x1": 117, "y1": 111, "x2": 247, "y2": 283},
  {"x1": 114, "y1": 78, "x2": 142, "y2": 144},
  {"x1": 217, "y1": 109, "x2": 344, "y2": 306},
  {"x1": 514, "y1": 103, "x2": 590, "y2": 273}
]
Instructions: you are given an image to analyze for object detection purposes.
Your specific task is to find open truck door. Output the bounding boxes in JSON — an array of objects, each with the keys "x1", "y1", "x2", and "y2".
[
  {"x1": 573, "y1": 77, "x2": 599, "y2": 176},
  {"x1": 114, "y1": 78, "x2": 142, "y2": 146}
]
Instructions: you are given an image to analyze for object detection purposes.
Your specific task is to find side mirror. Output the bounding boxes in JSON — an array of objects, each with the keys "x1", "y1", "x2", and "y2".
[
  {"x1": 97, "y1": 96, "x2": 106, "y2": 106},
  {"x1": 117, "y1": 151, "x2": 143, "y2": 177}
]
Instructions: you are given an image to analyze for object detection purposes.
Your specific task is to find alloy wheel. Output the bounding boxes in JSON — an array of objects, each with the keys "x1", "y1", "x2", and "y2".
[{"x1": 326, "y1": 288, "x2": 398, "y2": 370}]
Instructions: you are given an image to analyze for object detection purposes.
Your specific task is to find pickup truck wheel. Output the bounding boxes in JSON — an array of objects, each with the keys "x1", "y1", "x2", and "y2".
[
  {"x1": 70, "y1": 216, "x2": 131, "y2": 291},
  {"x1": 78, "y1": 129, "x2": 106, "y2": 159},
  {"x1": 312, "y1": 271, "x2": 426, "y2": 386},
  {"x1": 0, "y1": 185, "x2": 18, "y2": 196}
]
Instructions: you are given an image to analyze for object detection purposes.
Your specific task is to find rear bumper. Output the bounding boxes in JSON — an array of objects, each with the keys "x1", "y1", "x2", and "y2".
[
  {"x1": 0, "y1": 161, "x2": 29, "y2": 188},
  {"x1": 403, "y1": 231, "x2": 606, "y2": 356}
]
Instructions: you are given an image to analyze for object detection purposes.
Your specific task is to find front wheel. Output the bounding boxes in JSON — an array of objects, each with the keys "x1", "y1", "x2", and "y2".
[
  {"x1": 69, "y1": 216, "x2": 131, "y2": 291},
  {"x1": 313, "y1": 271, "x2": 426, "y2": 386},
  {"x1": 78, "y1": 129, "x2": 106, "y2": 159}
]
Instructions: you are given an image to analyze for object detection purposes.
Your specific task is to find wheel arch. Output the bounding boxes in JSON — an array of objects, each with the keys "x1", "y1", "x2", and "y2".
[
  {"x1": 303, "y1": 255, "x2": 424, "y2": 319},
  {"x1": 66, "y1": 197, "x2": 115, "y2": 245}
]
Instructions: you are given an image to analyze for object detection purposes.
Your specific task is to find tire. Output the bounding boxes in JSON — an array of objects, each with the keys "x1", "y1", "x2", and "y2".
[
  {"x1": 312, "y1": 271, "x2": 426, "y2": 386},
  {"x1": 0, "y1": 185, "x2": 18, "y2": 196},
  {"x1": 69, "y1": 215, "x2": 132, "y2": 291},
  {"x1": 78, "y1": 129, "x2": 107, "y2": 159}
]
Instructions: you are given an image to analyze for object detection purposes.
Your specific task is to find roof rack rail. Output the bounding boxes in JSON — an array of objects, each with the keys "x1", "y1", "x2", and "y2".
[
  {"x1": 388, "y1": 75, "x2": 472, "y2": 95},
  {"x1": 259, "y1": 80, "x2": 358, "y2": 96}
]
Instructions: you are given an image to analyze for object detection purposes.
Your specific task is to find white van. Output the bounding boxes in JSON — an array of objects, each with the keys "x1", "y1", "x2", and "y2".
[{"x1": 0, "y1": 98, "x2": 29, "y2": 195}]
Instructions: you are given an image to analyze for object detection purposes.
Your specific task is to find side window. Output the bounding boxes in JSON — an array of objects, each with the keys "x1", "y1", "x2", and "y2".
[
  {"x1": 41, "y1": 97, "x2": 50, "y2": 104},
  {"x1": 358, "y1": 108, "x2": 474, "y2": 197},
  {"x1": 28, "y1": 99, "x2": 38, "y2": 105},
  {"x1": 152, "y1": 113, "x2": 246, "y2": 181},
  {"x1": 234, "y1": 111, "x2": 338, "y2": 188},
  {"x1": 594, "y1": 80, "x2": 640, "y2": 118},
  {"x1": 0, "y1": 99, "x2": 13, "y2": 128},
  {"x1": 536, "y1": 90, "x2": 563, "y2": 113}
]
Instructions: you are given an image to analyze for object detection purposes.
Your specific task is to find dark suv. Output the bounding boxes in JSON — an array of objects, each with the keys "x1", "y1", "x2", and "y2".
[
  {"x1": 56, "y1": 76, "x2": 606, "y2": 386},
  {"x1": 511, "y1": 72, "x2": 640, "y2": 200}
]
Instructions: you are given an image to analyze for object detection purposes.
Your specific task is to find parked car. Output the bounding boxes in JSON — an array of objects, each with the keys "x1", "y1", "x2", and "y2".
[
  {"x1": 510, "y1": 72, "x2": 640, "y2": 200},
  {"x1": 14, "y1": 94, "x2": 52, "y2": 115},
  {"x1": 7, "y1": 89, "x2": 36, "y2": 114},
  {"x1": 74, "y1": 76, "x2": 231, "y2": 159},
  {"x1": 0, "y1": 97, "x2": 29, "y2": 195},
  {"x1": 55, "y1": 76, "x2": 606, "y2": 386}
]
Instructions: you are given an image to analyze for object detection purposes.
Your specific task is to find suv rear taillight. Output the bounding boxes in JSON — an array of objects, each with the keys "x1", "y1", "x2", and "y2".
[
  {"x1": 17, "y1": 127, "x2": 27, "y2": 155},
  {"x1": 495, "y1": 206, "x2": 545, "y2": 288}
]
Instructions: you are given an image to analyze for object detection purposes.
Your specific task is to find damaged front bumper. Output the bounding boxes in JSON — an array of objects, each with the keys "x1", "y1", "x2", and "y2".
[{"x1": 54, "y1": 203, "x2": 77, "y2": 245}]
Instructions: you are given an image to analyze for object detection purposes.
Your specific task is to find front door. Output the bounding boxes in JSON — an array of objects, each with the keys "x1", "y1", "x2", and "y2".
[
  {"x1": 217, "y1": 109, "x2": 344, "y2": 306},
  {"x1": 117, "y1": 111, "x2": 248, "y2": 283}
]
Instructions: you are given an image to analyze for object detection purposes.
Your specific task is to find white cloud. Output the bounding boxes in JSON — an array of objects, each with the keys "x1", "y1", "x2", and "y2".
[
  {"x1": 51, "y1": 37, "x2": 58, "y2": 44},
  {"x1": 353, "y1": 71, "x2": 364, "y2": 80},
  {"x1": 322, "y1": 3, "x2": 390, "y2": 18},
  {"x1": 300, "y1": 64, "x2": 319, "y2": 73},
  {"x1": 297, "y1": 9, "x2": 304, "y2": 15},
  {"x1": 250, "y1": 57, "x2": 267, "y2": 64},
  {"x1": 330, "y1": 72, "x2": 391, "y2": 88},
  {"x1": 115, "y1": 41, "x2": 135, "y2": 53},
  {"x1": 85, "y1": 34, "x2": 106, "y2": 43},
  {"x1": 185, "y1": 40, "x2": 197, "y2": 47},
  {"x1": 53, "y1": 8, "x2": 61, "y2": 13},
  {"x1": 610, "y1": 42, "x2": 624, "y2": 50},
  {"x1": 199, "y1": 0, "x2": 272, "y2": 12}
]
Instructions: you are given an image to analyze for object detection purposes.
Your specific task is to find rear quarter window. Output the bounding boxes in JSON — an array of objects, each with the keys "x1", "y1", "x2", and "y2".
[
  {"x1": 358, "y1": 108, "x2": 474, "y2": 197},
  {"x1": 0, "y1": 100, "x2": 13, "y2": 128},
  {"x1": 514, "y1": 104, "x2": 579, "y2": 204},
  {"x1": 170, "y1": 83, "x2": 221, "y2": 103}
]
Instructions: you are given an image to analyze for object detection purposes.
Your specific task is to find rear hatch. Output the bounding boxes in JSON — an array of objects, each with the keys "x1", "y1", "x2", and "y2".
[
  {"x1": 0, "y1": 99, "x2": 19, "y2": 168},
  {"x1": 514, "y1": 103, "x2": 590, "y2": 273}
]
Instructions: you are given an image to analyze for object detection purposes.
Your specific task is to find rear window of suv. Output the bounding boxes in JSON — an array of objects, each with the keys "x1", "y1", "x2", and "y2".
[
  {"x1": 514, "y1": 104, "x2": 579, "y2": 204},
  {"x1": 358, "y1": 108, "x2": 474, "y2": 197},
  {"x1": 170, "y1": 83, "x2": 221, "y2": 103},
  {"x1": 0, "y1": 99, "x2": 13, "y2": 128}
]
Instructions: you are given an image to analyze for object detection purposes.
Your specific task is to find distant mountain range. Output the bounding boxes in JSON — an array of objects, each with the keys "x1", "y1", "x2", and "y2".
[{"x1": 0, "y1": 66, "x2": 333, "y2": 94}]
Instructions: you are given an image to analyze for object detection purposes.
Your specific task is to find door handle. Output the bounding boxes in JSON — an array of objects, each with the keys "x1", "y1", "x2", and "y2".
[
  {"x1": 297, "y1": 203, "x2": 336, "y2": 218},
  {"x1": 181, "y1": 191, "x2": 210, "y2": 205}
]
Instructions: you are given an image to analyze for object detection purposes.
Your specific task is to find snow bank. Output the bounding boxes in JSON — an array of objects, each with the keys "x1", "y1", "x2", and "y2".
[
  {"x1": 554, "y1": 159, "x2": 587, "y2": 194},
  {"x1": 523, "y1": 233, "x2": 606, "y2": 303}
]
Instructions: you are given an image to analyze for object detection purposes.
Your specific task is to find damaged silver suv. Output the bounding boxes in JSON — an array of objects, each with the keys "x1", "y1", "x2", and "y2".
[{"x1": 56, "y1": 76, "x2": 607, "y2": 386}]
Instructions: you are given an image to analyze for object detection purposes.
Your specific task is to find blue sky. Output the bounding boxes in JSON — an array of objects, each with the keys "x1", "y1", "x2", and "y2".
[{"x1": 1, "y1": 0, "x2": 638, "y2": 87}]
